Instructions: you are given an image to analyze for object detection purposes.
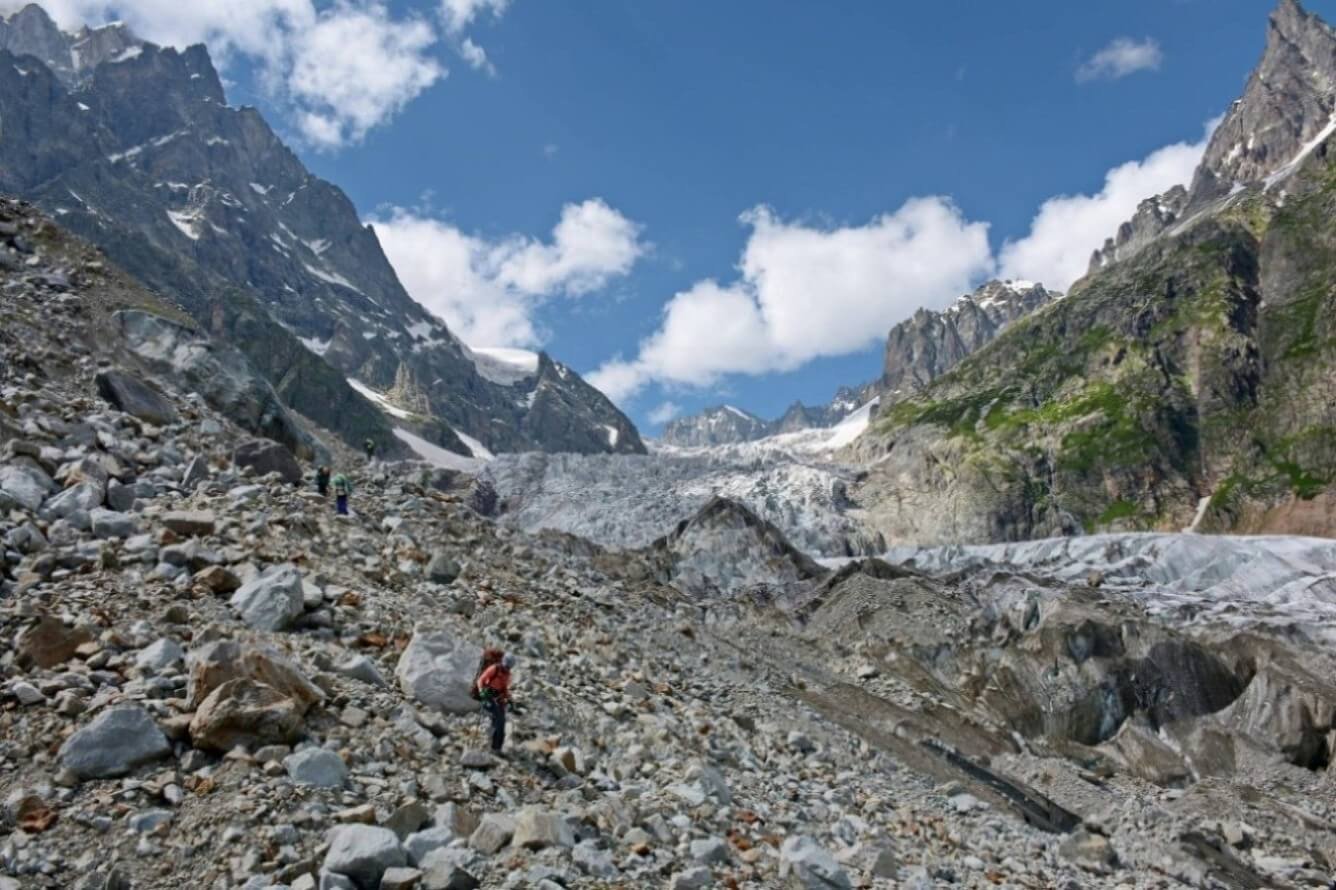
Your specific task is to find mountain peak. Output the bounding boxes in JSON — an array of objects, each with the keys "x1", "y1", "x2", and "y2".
[{"x1": 1189, "y1": 0, "x2": 1336, "y2": 205}]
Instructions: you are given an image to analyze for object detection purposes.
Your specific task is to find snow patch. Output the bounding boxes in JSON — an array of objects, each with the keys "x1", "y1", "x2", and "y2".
[
  {"x1": 605, "y1": 425, "x2": 620, "y2": 448},
  {"x1": 302, "y1": 262, "x2": 364, "y2": 295},
  {"x1": 298, "y1": 336, "x2": 330, "y2": 356},
  {"x1": 393, "y1": 428, "x2": 485, "y2": 473},
  {"x1": 166, "y1": 209, "x2": 201, "y2": 241},
  {"x1": 249, "y1": 182, "x2": 271, "y2": 196},
  {"x1": 347, "y1": 378, "x2": 412, "y2": 419},
  {"x1": 111, "y1": 46, "x2": 142, "y2": 63},
  {"x1": 454, "y1": 430, "x2": 495, "y2": 460}
]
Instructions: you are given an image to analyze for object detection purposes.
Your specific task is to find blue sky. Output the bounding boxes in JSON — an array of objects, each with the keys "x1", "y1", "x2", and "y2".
[{"x1": 30, "y1": 0, "x2": 1323, "y2": 431}]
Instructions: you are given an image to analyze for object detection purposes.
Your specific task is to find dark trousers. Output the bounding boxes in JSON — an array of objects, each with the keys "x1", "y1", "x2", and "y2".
[
  {"x1": 317, "y1": 481, "x2": 328, "y2": 496},
  {"x1": 336, "y1": 495, "x2": 348, "y2": 515},
  {"x1": 482, "y1": 698, "x2": 506, "y2": 751}
]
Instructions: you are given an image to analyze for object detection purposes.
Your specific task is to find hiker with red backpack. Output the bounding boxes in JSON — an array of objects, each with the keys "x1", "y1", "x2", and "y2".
[{"x1": 474, "y1": 650, "x2": 516, "y2": 754}]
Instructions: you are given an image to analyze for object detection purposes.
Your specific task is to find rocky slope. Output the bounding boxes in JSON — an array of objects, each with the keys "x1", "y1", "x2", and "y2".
[
  {"x1": 852, "y1": 0, "x2": 1336, "y2": 545},
  {"x1": 10, "y1": 195, "x2": 1336, "y2": 890},
  {"x1": 0, "y1": 4, "x2": 644, "y2": 459},
  {"x1": 660, "y1": 405, "x2": 770, "y2": 448}
]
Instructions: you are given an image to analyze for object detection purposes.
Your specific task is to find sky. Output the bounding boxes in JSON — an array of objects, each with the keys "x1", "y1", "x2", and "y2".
[{"x1": 13, "y1": 0, "x2": 1323, "y2": 431}]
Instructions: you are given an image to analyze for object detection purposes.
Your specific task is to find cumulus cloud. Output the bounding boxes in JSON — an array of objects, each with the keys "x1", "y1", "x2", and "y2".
[
  {"x1": 371, "y1": 199, "x2": 648, "y2": 347},
  {"x1": 998, "y1": 117, "x2": 1218, "y2": 289},
  {"x1": 6, "y1": 0, "x2": 509, "y2": 148},
  {"x1": 1077, "y1": 37, "x2": 1163, "y2": 82},
  {"x1": 589, "y1": 199, "x2": 993, "y2": 402}
]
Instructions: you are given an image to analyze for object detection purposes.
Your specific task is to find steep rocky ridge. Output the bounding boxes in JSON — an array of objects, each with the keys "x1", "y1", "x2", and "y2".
[
  {"x1": 852, "y1": 0, "x2": 1336, "y2": 545},
  {"x1": 0, "y1": 4, "x2": 643, "y2": 459}
]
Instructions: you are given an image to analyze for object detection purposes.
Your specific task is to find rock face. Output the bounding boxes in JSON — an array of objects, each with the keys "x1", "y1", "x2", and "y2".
[
  {"x1": 880, "y1": 279, "x2": 1060, "y2": 399},
  {"x1": 0, "y1": 6, "x2": 644, "y2": 458},
  {"x1": 114, "y1": 310, "x2": 323, "y2": 461}
]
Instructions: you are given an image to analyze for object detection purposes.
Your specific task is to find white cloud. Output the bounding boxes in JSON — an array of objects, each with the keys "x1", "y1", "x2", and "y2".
[
  {"x1": 287, "y1": 6, "x2": 443, "y2": 147},
  {"x1": 440, "y1": 0, "x2": 509, "y2": 33},
  {"x1": 1077, "y1": 37, "x2": 1163, "y2": 83},
  {"x1": 5, "y1": 0, "x2": 511, "y2": 148},
  {"x1": 590, "y1": 199, "x2": 993, "y2": 402},
  {"x1": 648, "y1": 402, "x2": 682, "y2": 425},
  {"x1": 371, "y1": 199, "x2": 647, "y2": 347},
  {"x1": 998, "y1": 118, "x2": 1217, "y2": 289}
]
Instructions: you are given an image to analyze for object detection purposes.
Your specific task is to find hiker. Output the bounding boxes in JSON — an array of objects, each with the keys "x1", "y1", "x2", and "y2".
[
  {"x1": 363, "y1": 438, "x2": 376, "y2": 462},
  {"x1": 476, "y1": 653, "x2": 515, "y2": 754},
  {"x1": 331, "y1": 471, "x2": 352, "y2": 515},
  {"x1": 315, "y1": 465, "x2": 331, "y2": 497}
]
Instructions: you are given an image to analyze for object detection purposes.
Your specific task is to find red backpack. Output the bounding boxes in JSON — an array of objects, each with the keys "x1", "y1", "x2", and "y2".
[{"x1": 470, "y1": 648, "x2": 504, "y2": 700}]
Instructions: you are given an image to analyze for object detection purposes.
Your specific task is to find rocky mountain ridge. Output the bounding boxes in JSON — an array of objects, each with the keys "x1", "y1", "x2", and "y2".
[
  {"x1": 0, "y1": 4, "x2": 644, "y2": 460},
  {"x1": 851, "y1": 0, "x2": 1336, "y2": 546}
]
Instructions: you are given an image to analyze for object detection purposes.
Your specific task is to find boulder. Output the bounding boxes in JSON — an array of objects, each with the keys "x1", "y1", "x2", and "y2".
[
  {"x1": 95, "y1": 369, "x2": 178, "y2": 426},
  {"x1": 188, "y1": 678, "x2": 307, "y2": 752},
  {"x1": 322, "y1": 825, "x2": 407, "y2": 889},
  {"x1": 779, "y1": 835, "x2": 852, "y2": 890},
  {"x1": 511, "y1": 808, "x2": 574, "y2": 851},
  {"x1": 419, "y1": 848, "x2": 480, "y2": 890},
  {"x1": 426, "y1": 552, "x2": 461, "y2": 585},
  {"x1": 186, "y1": 640, "x2": 323, "y2": 711},
  {"x1": 233, "y1": 438, "x2": 302, "y2": 485},
  {"x1": 396, "y1": 630, "x2": 481, "y2": 714},
  {"x1": 90, "y1": 508, "x2": 137, "y2": 539},
  {"x1": 0, "y1": 463, "x2": 53, "y2": 511},
  {"x1": 194, "y1": 565, "x2": 242, "y2": 594},
  {"x1": 58, "y1": 706, "x2": 171, "y2": 780},
  {"x1": 15, "y1": 615, "x2": 92, "y2": 669},
  {"x1": 467, "y1": 814, "x2": 515, "y2": 854},
  {"x1": 162, "y1": 510, "x2": 216, "y2": 537},
  {"x1": 285, "y1": 747, "x2": 348, "y2": 788},
  {"x1": 229, "y1": 564, "x2": 304, "y2": 631},
  {"x1": 135, "y1": 638, "x2": 185, "y2": 671},
  {"x1": 41, "y1": 481, "x2": 103, "y2": 519},
  {"x1": 181, "y1": 455, "x2": 209, "y2": 490}
]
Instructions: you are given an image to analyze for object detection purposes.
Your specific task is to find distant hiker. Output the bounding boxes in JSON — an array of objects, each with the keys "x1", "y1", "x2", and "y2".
[
  {"x1": 476, "y1": 653, "x2": 515, "y2": 754},
  {"x1": 331, "y1": 471, "x2": 352, "y2": 515},
  {"x1": 315, "y1": 465, "x2": 331, "y2": 497},
  {"x1": 363, "y1": 438, "x2": 376, "y2": 462}
]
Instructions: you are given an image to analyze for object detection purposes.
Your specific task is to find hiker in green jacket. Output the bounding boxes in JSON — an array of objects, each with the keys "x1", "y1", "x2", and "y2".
[{"x1": 331, "y1": 472, "x2": 352, "y2": 515}]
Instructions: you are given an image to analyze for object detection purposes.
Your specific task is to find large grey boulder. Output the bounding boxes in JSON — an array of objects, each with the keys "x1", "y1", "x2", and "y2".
[
  {"x1": 58, "y1": 706, "x2": 171, "y2": 780},
  {"x1": 232, "y1": 438, "x2": 302, "y2": 485},
  {"x1": 467, "y1": 814, "x2": 515, "y2": 855},
  {"x1": 323, "y1": 825, "x2": 407, "y2": 889},
  {"x1": 396, "y1": 630, "x2": 480, "y2": 714},
  {"x1": 230, "y1": 564, "x2": 304, "y2": 631},
  {"x1": 0, "y1": 463, "x2": 54, "y2": 511},
  {"x1": 779, "y1": 836, "x2": 852, "y2": 889},
  {"x1": 95, "y1": 369, "x2": 178, "y2": 426},
  {"x1": 90, "y1": 508, "x2": 137, "y2": 540},
  {"x1": 419, "y1": 848, "x2": 480, "y2": 890}
]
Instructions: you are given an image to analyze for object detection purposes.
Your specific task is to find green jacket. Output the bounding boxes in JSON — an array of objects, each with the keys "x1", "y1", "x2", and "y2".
[{"x1": 331, "y1": 474, "x2": 352, "y2": 496}]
